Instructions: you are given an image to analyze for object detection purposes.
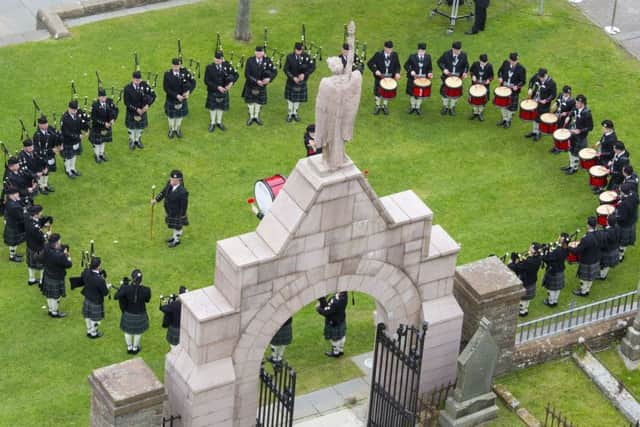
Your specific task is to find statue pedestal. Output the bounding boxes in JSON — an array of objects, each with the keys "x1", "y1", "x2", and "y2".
[
  {"x1": 438, "y1": 392, "x2": 499, "y2": 427},
  {"x1": 620, "y1": 316, "x2": 640, "y2": 367}
]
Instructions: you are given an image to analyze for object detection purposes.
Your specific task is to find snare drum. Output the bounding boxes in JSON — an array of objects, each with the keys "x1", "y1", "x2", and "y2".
[
  {"x1": 540, "y1": 113, "x2": 558, "y2": 134},
  {"x1": 552, "y1": 128, "x2": 571, "y2": 151},
  {"x1": 519, "y1": 99, "x2": 538, "y2": 121},
  {"x1": 596, "y1": 204, "x2": 616, "y2": 226},
  {"x1": 566, "y1": 241, "x2": 580, "y2": 264},
  {"x1": 378, "y1": 78, "x2": 398, "y2": 99},
  {"x1": 444, "y1": 76, "x2": 463, "y2": 98},
  {"x1": 589, "y1": 165, "x2": 609, "y2": 188},
  {"x1": 579, "y1": 148, "x2": 598, "y2": 170},
  {"x1": 493, "y1": 86, "x2": 512, "y2": 107},
  {"x1": 254, "y1": 174, "x2": 287, "y2": 215},
  {"x1": 412, "y1": 78, "x2": 431, "y2": 98},
  {"x1": 599, "y1": 190, "x2": 619, "y2": 206},
  {"x1": 468, "y1": 84, "x2": 488, "y2": 106}
]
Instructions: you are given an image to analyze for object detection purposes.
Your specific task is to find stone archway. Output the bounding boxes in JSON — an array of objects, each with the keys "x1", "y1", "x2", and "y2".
[{"x1": 164, "y1": 155, "x2": 463, "y2": 427}]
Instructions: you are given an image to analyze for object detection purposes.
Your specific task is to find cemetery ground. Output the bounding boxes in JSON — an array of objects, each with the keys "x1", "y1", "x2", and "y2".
[{"x1": 0, "y1": 0, "x2": 639, "y2": 425}]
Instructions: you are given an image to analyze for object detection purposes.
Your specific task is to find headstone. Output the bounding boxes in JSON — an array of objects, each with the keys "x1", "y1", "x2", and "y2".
[
  {"x1": 620, "y1": 302, "x2": 640, "y2": 365},
  {"x1": 439, "y1": 317, "x2": 499, "y2": 427},
  {"x1": 88, "y1": 358, "x2": 165, "y2": 427}
]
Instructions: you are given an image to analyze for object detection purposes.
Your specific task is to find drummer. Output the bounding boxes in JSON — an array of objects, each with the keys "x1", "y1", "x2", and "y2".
[
  {"x1": 437, "y1": 41, "x2": 469, "y2": 116},
  {"x1": 598, "y1": 215, "x2": 620, "y2": 281},
  {"x1": 554, "y1": 85, "x2": 575, "y2": 129},
  {"x1": 525, "y1": 68, "x2": 557, "y2": 141},
  {"x1": 596, "y1": 119, "x2": 617, "y2": 165},
  {"x1": 367, "y1": 40, "x2": 401, "y2": 115},
  {"x1": 570, "y1": 217, "x2": 601, "y2": 297},
  {"x1": 561, "y1": 94, "x2": 593, "y2": 175},
  {"x1": 496, "y1": 52, "x2": 526, "y2": 129},
  {"x1": 469, "y1": 53, "x2": 494, "y2": 121},
  {"x1": 616, "y1": 182, "x2": 639, "y2": 262},
  {"x1": 622, "y1": 165, "x2": 638, "y2": 193},
  {"x1": 607, "y1": 141, "x2": 630, "y2": 190},
  {"x1": 404, "y1": 42, "x2": 433, "y2": 115}
]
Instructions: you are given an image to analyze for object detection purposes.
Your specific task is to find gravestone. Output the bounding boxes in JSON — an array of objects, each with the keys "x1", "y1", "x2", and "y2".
[
  {"x1": 439, "y1": 317, "x2": 499, "y2": 427},
  {"x1": 620, "y1": 295, "x2": 640, "y2": 367}
]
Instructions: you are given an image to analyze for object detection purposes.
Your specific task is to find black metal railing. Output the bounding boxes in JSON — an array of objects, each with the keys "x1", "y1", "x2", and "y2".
[
  {"x1": 256, "y1": 360, "x2": 296, "y2": 427},
  {"x1": 543, "y1": 403, "x2": 577, "y2": 426},
  {"x1": 367, "y1": 322, "x2": 429, "y2": 427},
  {"x1": 162, "y1": 415, "x2": 181, "y2": 427},
  {"x1": 416, "y1": 380, "x2": 457, "y2": 427},
  {"x1": 516, "y1": 290, "x2": 638, "y2": 344}
]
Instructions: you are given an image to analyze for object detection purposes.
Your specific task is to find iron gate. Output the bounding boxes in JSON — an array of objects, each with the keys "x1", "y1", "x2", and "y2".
[
  {"x1": 256, "y1": 360, "x2": 296, "y2": 427},
  {"x1": 367, "y1": 322, "x2": 429, "y2": 427}
]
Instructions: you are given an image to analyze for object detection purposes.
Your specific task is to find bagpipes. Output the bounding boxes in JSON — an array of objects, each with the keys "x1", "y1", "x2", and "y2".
[
  {"x1": 497, "y1": 229, "x2": 579, "y2": 264},
  {"x1": 159, "y1": 286, "x2": 187, "y2": 327},
  {"x1": 343, "y1": 24, "x2": 366, "y2": 65},
  {"x1": 70, "y1": 240, "x2": 108, "y2": 289},
  {"x1": 132, "y1": 52, "x2": 157, "y2": 110},
  {"x1": 70, "y1": 81, "x2": 91, "y2": 132},
  {"x1": 177, "y1": 39, "x2": 201, "y2": 79}
]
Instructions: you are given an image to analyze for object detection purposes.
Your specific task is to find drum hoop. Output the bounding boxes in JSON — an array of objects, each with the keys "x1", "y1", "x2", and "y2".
[
  {"x1": 445, "y1": 76, "x2": 462, "y2": 88},
  {"x1": 469, "y1": 84, "x2": 487, "y2": 96},
  {"x1": 541, "y1": 113, "x2": 558, "y2": 123},
  {"x1": 600, "y1": 191, "x2": 617, "y2": 202},
  {"x1": 495, "y1": 86, "x2": 512, "y2": 97},
  {"x1": 580, "y1": 148, "x2": 597, "y2": 158},
  {"x1": 553, "y1": 128, "x2": 571, "y2": 138},
  {"x1": 597, "y1": 204, "x2": 615, "y2": 214},
  {"x1": 414, "y1": 78, "x2": 430, "y2": 87},
  {"x1": 589, "y1": 165, "x2": 608, "y2": 176},
  {"x1": 254, "y1": 180, "x2": 274, "y2": 212},
  {"x1": 521, "y1": 99, "x2": 537, "y2": 109},
  {"x1": 380, "y1": 78, "x2": 397, "y2": 90}
]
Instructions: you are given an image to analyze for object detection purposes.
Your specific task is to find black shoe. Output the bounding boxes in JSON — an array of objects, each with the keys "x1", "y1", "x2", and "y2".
[
  {"x1": 166, "y1": 237, "x2": 175, "y2": 243},
  {"x1": 88, "y1": 331, "x2": 104, "y2": 339},
  {"x1": 415, "y1": 108, "x2": 422, "y2": 116},
  {"x1": 72, "y1": 170, "x2": 81, "y2": 176},
  {"x1": 549, "y1": 148, "x2": 560, "y2": 154},
  {"x1": 382, "y1": 106, "x2": 389, "y2": 115},
  {"x1": 132, "y1": 346, "x2": 140, "y2": 354},
  {"x1": 135, "y1": 140, "x2": 144, "y2": 149},
  {"x1": 533, "y1": 133, "x2": 541, "y2": 141},
  {"x1": 254, "y1": 118, "x2": 263, "y2": 126},
  {"x1": 175, "y1": 129, "x2": 182, "y2": 138},
  {"x1": 39, "y1": 188, "x2": 50, "y2": 195},
  {"x1": 45, "y1": 186, "x2": 54, "y2": 192},
  {"x1": 9, "y1": 255, "x2": 23, "y2": 263},
  {"x1": 168, "y1": 130, "x2": 175, "y2": 138},
  {"x1": 94, "y1": 155, "x2": 102, "y2": 164},
  {"x1": 374, "y1": 106, "x2": 381, "y2": 115},
  {"x1": 49, "y1": 311, "x2": 66, "y2": 318},
  {"x1": 246, "y1": 118, "x2": 254, "y2": 126},
  {"x1": 28, "y1": 280, "x2": 38, "y2": 286},
  {"x1": 217, "y1": 123, "x2": 226, "y2": 131},
  {"x1": 560, "y1": 165, "x2": 572, "y2": 171},
  {"x1": 448, "y1": 108, "x2": 456, "y2": 116},
  {"x1": 543, "y1": 299, "x2": 558, "y2": 307},
  {"x1": 66, "y1": 171, "x2": 76, "y2": 179},
  {"x1": 478, "y1": 113, "x2": 484, "y2": 121},
  {"x1": 465, "y1": 30, "x2": 478, "y2": 35},
  {"x1": 168, "y1": 240, "x2": 181, "y2": 248},
  {"x1": 127, "y1": 348, "x2": 134, "y2": 354},
  {"x1": 100, "y1": 154, "x2": 108, "y2": 162},
  {"x1": 294, "y1": 114, "x2": 301, "y2": 122},
  {"x1": 325, "y1": 350, "x2": 341, "y2": 358},
  {"x1": 208, "y1": 123, "x2": 215, "y2": 132},
  {"x1": 408, "y1": 108, "x2": 415, "y2": 115},
  {"x1": 525, "y1": 132, "x2": 535, "y2": 138},
  {"x1": 504, "y1": 120, "x2": 511, "y2": 128},
  {"x1": 519, "y1": 311, "x2": 529, "y2": 317},
  {"x1": 129, "y1": 140, "x2": 135, "y2": 150},
  {"x1": 565, "y1": 168, "x2": 578, "y2": 175},
  {"x1": 470, "y1": 114, "x2": 476, "y2": 120},
  {"x1": 286, "y1": 114, "x2": 293, "y2": 123},
  {"x1": 441, "y1": 107, "x2": 448, "y2": 115},
  {"x1": 619, "y1": 254, "x2": 625, "y2": 263},
  {"x1": 496, "y1": 120, "x2": 505, "y2": 126},
  {"x1": 572, "y1": 289, "x2": 589, "y2": 297}
]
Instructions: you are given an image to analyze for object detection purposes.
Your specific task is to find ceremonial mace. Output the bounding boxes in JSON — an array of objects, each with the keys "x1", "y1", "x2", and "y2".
[{"x1": 150, "y1": 185, "x2": 156, "y2": 240}]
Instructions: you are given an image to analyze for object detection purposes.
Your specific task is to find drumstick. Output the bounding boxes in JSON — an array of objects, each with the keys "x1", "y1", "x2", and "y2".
[{"x1": 150, "y1": 185, "x2": 156, "y2": 240}]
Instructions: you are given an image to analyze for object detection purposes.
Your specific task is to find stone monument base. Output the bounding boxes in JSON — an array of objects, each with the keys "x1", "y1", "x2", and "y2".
[
  {"x1": 438, "y1": 392, "x2": 498, "y2": 427},
  {"x1": 620, "y1": 324, "x2": 640, "y2": 362}
]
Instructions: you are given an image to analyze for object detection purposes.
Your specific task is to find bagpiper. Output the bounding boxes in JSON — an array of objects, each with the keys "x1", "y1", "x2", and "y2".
[
  {"x1": 89, "y1": 88, "x2": 118, "y2": 163},
  {"x1": 123, "y1": 71, "x2": 156, "y2": 150},
  {"x1": 163, "y1": 58, "x2": 196, "y2": 139},
  {"x1": 204, "y1": 51, "x2": 239, "y2": 132},
  {"x1": 284, "y1": 41, "x2": 316, "y2": 123}
]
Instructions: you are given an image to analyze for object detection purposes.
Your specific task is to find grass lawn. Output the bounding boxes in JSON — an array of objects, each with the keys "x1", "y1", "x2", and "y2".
[
  {"x1": 1, "y1": 0, "x2": 640, "y2": 424},
  {"x1": 595, "y1": 345, "x2": 640, "y2": 402},
  {"x1": 497, "y1": 357, "x2": 629, "y2": 426}
]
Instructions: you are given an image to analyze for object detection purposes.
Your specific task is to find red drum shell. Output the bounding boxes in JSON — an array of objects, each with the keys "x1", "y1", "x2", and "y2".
[
  {"x1": 579, "y1": 148, "x2": 598, "y2": 170},
  {"x1": 412, "y1": 78, "x2": 431, "y2": 98},
  {"x1": 254, "y1": 174, "x2": 287, "y2": 214},
  {"x1": 519, "y1": 100, "x2": 538, "y2": 121},
  {"x1": 378, "y1": 78, "x2": 397, "y2": 99},
  {"x1": 566, "y1": 241, "x2": 580, "y2": 264},
  {"x1": 444, "y1": 76, "x2": 463, "y2": 98},
  {"x1": 539, "y1": 113, "x2": 558, "y2": 135},
  {"x1": 493, "y1": 86, "x2": 512, "y2": 107},
  {"x1": 596, "y1": 204, "x2": 616, "y2": 226},
  {"x1": 553, "y1": 128, "x2": 571, "y2": 151},
  {"x1": 589, "y1": 165, "x2": 609, "y2": 188},
  {"x1": 468, "y1": 84, "x2": 488, "y2": 106}
]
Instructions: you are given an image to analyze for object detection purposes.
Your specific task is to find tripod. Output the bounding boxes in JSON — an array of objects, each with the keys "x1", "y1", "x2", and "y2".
[{"x1": 431, "y1": 0, "x2": 474, "y2": 34}]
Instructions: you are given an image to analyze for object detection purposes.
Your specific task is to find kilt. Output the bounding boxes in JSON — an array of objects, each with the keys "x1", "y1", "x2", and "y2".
[
  {"x1": 82, "y1": 298, "x2": 105, "y2": 321},
  {"x1": 166, "y1": 325, "x2": 180, "y2": 345},
  {"x1": 619, "y1": 224, "x2": 636, "y2": 246},
  {"x1": 89, "y1": 128, "x2": 113, "y2": 145},
  {"x1": 164, "y1": 100, "x2": 189, "y2": 118},
  {"x1": 521, "y1": 283, "x2": 536, "y2": 300},
  {"x1": 577, "y1": 262, "x2": 600, "y2": 281},
  {"x1": 324, "y1": 321, "x2": 346, "y2": 341},
  {"x1": 26, "y1": 247, "x2": 44, "y2": 269},
  {"x1": 47, "y1": 156, "x2": 57, "y2": 173},
  {"x1": 165, "y1": 214, "x2": 188, "y2": 230},
  {"x1": 284, "y1": 82, "x2": 308, "y2": 103},
  {"x1": 120, "y1": 311, "x2": 149, "y2": 334},
  {"x1": 3, "y1": 224, "x2": 25, "y2": 246},
  {"x1": 270, "y1": 322, "x2": 293, "y2": 346},
  {"x1": 41, "y1": 274, "x2": 66, "y2": 299},
  {"x1": 570, "y1": 135, "x2": 587, "y2": 156},
  {"x1": 507, "y1": 92, "x2": 520, "y2": 112},
  {"x1": 601, "y1": 249, "x2": 620, "y2": 268},
  {"x1": 205, "y1": 91, "x2": 230, "y2": 111},
  {"x1": 61, "y1": 142, "x2": 82, "y2": 159},
  {"x1": 125, "y1": 111, "x2": 148, "y2": 129},
  {"x1": 542, "y1": 270, "x2": 565, "y2": 291},
  {"x1": 242, "y1": 84, "x2": 267, "y2": 105}
]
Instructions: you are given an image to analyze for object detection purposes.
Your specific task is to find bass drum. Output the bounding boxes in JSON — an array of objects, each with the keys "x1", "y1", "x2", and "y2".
[{"x1": 254, "y1": 174, "x2": 287, "y2": 215}]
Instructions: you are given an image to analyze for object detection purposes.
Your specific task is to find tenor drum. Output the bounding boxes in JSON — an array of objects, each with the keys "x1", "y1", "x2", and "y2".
[
  {"x1": 589, "y1": 165, "x2": 609, "y2": 188},
  {"x1": 566, "y1": 241, "x2": 580, "y2": 264},
  {"x1": 378, "y1": 78, "x2": 398, "y2": 99},
  {"x1": 599, "y1": 190, "x2": 619, "y2": 206},
  {"x1": 444, "y1": 76, "x2": 463, "y2": 98},
  {"x1": 468, "y1": 84, "x2": 488, "y2": 106},
  {"x1": 412, "y1": 78, "x2": 431, "y2": 98},
  {"x1": 596, "y1": 204, "x2": 616, "y2": 226},
  {"x1": 552, "y1": 128, "x2": 571, "y2": 151},
  {"x1": 540, "y1": 113, "x2": 558, "y2": 134},
  {"x1": 493, "y1": 86, "x2": 512, "y2": 107},
  {"x1": 519, "y1": 99, "x2": 538, "y2": 121},
  {"x1": 579, "y1": 148, "x2": 598, "y2": 170},
  {"x1": 254, "y1": 174, "x2": 287, "y2": 215}
]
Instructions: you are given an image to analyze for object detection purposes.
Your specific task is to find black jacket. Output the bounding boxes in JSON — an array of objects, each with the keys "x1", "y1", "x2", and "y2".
[
  {"x1": 81, "y1": 269, "x2": 109, "y2": 305},
  {"x1": 32, "y1": 127, "x2": 61, "y2": 160},
  {"x1": 317, "y1": 292, "x2": 348, "y2": 326},
  {"x1": 123, "y1": 81, "x2": 156, "y2": 111},
  {"x1": 90, "y1": 99, "x2": 119, "y2": 131},
  {"x1": 508, "y1": 255, "x2": 541, "y2": 287},
  {"x1": 284, "y1": 52, "x2": 316, "y2": 85},
  {"x1": 156, "y1": 182, "x2": 189, "y2": 218},
  {"x1": 60, "y1": 111, "x2": 84, "y2": 146},
  {"x1": 115, "y1": 283, "x2": 151, "y2": 314},
  {"x1": 543, "y1": 246, "x2": 567, "y2": 274},
  {"x1": 437, "y1": 50, "x2": 469, "y2": 78},
  {"x1": 160, "y1": 299, "x2": 182, "y2": 328},
  {"x1": 163, "y1": 68, "x2": 197, "y2": 105},
  {"x1": 43, "y1": 245, "x2": 72, "y2": 280},
  {"x1": 25, "y1": 216, "x2": 47, "y2": 251},
  {"x1": 4, "y1": 198, "x2": 25, "y2": 233},
  {"x1": 609, "y1": 151, "x2": 630, "y2": 186},
  {"x1": 570, "y1": 107, "x2": 594, "y2": 138},
  {"x1": 571, "y1": 231, "x2": 601, "y2": 264},
  {"x1": 243, "y1": 56, "x2": 278, "y2": 89},
  {"x1": 367, "y1": 51, "x2": 401, "y2": 78},
  {"x1": 616, "y1": 193, "x2": 639, "y2": 227},
  {"x1": 598, "y1": 131, "x2": 617, "y2": 162},
  {"x1": 600, "y1": 226, "x2": 621, "y2": 253},
  {"x1": 497, "y1": 61, "x2": 526, "y2": 92},
  {"x1": 469, "y1": 61, "x2": 494, "y2": 85},
  {"x1": 204, "y1": 61, "x2": 239, "y2": 92}
]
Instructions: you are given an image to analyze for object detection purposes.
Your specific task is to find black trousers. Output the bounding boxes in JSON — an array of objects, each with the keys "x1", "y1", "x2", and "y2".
[{"x1": 472, "y1": 4, "x2": 488, "y2": 31}]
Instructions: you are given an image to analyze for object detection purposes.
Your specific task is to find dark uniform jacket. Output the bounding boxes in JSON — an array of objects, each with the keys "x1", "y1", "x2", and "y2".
[
  {"x1": 60, "y1": 111, "x2": 83, "y2": 147},
  {"x1": 608, "y1": 150, "x2": 630, "y2": 188},
  {"x1": 81, "y1": 269, "x2": 109, "y2": 305},
  {"x1": 90, "y1": 99, "x2": 119, "y2": 133},
  {"x1": 470, "y1": 61, "x2": 494, "y2": 85},
  {"x1": 598, "y1": 131, "x2": 617, "y2": 164},
  {"x1": 204, "y1": 61, "x2": 239, "y2": 93},
  {"x1": 156, "y1": 182, "x2": 189, "y2": 227},
  {"x1": 437, "y1": 50, "x2": 469, "y2": 78},
  {"x1": 600, "y1": 226, "x2": 621, "y2": 253},
  {"x1": 496, "y1": 61, "x2": 526, "y2": 92},
  {"x1": 43, "y1": 245, "x2": 72, "y2": 280},
  {"x1": 528, "y1": 76, "x2": 557, "y2": 114},
  {"x1": 340, "y1": 53, "x2": 364, "y2": 73},
  {"x1": 623, "y1": 174, "x2": 639, "y2": 193},
  {"x1": 123, "y1": 81, "x2": 156, "y2": 127},
  {"x1": 368, "y1": 51, "x2": 401, "y2": 78},
  {"x1": 508, "y1": 255, "x2": 541, "y2": 300},
  {"x1": 18, "y1": 150, "x2": 44, "y2": 177},
  {"x1": 32, "y1": 128, "x2": 61, "y2": 166},
  {"x1": 542, "y1": 246, "x2": 568, "y2": 274},
  {"x1": 242, "y1": 55, "x2": 278, "y2": 101},
  {"x1": 569, "y1": 106, "x2": 593, "y2": 154},
  {"x1": 160, "y1": 299, "x2": 182, "y2": 329},
  {"x1": 616, "y1": 193, "x2": 639, "y2": 228},
  {"x1": 115, "y1": 284, "x2": 151, "y2": 314},
  {"x1": 4, "y1": 198, "x2": 25, "y2": 233},
  {"x1": 404, "y1": 53, "x2": 433, "y2": 94},
  {"x1": 3, "y1": 170, "x2": 33, "y2": 202},
  {"x1": 555, "y1": 94, "x2": 575, "y2": 128},
  {"x1": 571, "y1": 231, "x2": 600, "y2": 264},
  {"x1": 163, "y1": 68, "x2": 197, "y2": 106},
  {"x1": 25, "y1": 216, "x2": 47, "y2": 251},
  {"x1": 284, "y1": 52, "x2": 316, "y2": 86},
  {"x1": 317, "y1": 292, "x2": 348, "y2": 326}
]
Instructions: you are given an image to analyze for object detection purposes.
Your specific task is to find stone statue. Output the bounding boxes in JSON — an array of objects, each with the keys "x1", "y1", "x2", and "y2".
[{"x1": 315, "y1": 21, "x2": 362, "y2": 170}]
